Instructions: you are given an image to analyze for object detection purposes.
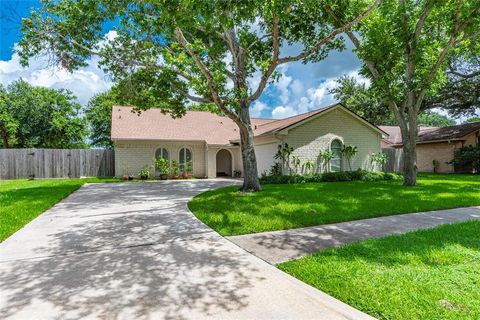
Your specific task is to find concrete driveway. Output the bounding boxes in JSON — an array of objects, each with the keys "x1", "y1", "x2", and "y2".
[{"x1": 0, "y1": 180, "x2": 373, "y2": 320}]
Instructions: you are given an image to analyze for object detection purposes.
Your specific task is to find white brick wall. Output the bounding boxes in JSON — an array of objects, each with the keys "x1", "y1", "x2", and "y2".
[
  {"x1": 284, "y1": 107, "x2": 382, "y2": 172},
  {"x1": 114, "y1": 140, "x2": 207, "y2": 178}
]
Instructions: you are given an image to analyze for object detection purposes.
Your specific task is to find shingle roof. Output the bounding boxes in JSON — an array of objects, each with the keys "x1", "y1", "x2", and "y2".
[
  {"x1": 380, "y1": 122, "x2": 480, "y2": 145},
  {"x1": 111, "y1": 106, "x2": 275, "y2": 145},
  {"x1": 417, "y1": 122, "x2": 480, "y2": 143},
  {"x1": 251, "y1": 106, "x2": 334, "y2": 136},
  {"x1": 111, "y1": 103, "x2": 385, "y2": 145},
  {"x1": 380, "y1": 126, "x2": 439, "y2": 145}
]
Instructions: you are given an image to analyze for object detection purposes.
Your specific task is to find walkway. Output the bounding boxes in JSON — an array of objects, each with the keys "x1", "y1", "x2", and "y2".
[
  {"x1": 0, "y1": 180, "x2": 373, "y2": 320},
  {"x1": 228, "y1": 206, "x2": 480, "y2": 264}
]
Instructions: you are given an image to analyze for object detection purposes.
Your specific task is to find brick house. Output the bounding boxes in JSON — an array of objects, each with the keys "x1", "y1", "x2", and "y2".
[
  {"x1": 111, "y1": 103, "x2": 386, "y2": 178},
  {"x1": 381, "y1": 123, "x2": 480, "y2": 173}
]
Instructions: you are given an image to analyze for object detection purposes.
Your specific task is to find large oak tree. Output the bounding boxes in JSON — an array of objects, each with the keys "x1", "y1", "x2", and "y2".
[
  {"x1": 326, "y1": 0, "x2": 479, "y2": 185},
  {"x1": 19, "y1": 0, "x2": 381, "y2": 191}
]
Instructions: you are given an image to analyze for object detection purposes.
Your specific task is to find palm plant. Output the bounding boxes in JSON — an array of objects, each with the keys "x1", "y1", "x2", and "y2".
[
  {"x1": 341, "y1": 145, "x2": 358, "y2": 171},
  {"x1": 274, "y1": 143, "x2": 294, "y2": 174},
  {"x1": 291, "y1": 155, "x2": 301, "y2": 174},
  {"x1": 320, "y1": 150, "x2": 335, "y2": 172},
  {"x1": 304, "y1": 160, "x2": 315, "y2": 174}
]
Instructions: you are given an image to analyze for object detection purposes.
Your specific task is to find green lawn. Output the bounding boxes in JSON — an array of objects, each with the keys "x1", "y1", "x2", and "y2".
[
  {"x1": 0, "y1": 178, "x2": 119, "y2": 242},
  {"x1": 188, "y1": 174, "x2": 480, "y2": 236},
  {"x1": 278, "y1": 221, "x2": 480, "y2": 320}
]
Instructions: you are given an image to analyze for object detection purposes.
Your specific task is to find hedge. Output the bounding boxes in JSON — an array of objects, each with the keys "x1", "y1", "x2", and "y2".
[{"x1": 259, "y1": 170, "x2": 403, "y2": 184}]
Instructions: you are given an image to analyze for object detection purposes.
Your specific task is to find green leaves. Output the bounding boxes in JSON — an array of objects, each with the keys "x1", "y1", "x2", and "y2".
[{"x1": 0, "y1": 80, "x2": 87, "y2": 148}]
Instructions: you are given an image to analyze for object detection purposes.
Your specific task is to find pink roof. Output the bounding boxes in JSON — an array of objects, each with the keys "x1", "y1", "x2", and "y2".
[
  {"x1": 112, "y1": 104, "x2": 383, "y2": 145},
  {"x1": 379, "y1": 126, "x2": 439, "y2": 145},
  {"x1": 111, "y1": 106, "x2": 274, "y2": 145}
]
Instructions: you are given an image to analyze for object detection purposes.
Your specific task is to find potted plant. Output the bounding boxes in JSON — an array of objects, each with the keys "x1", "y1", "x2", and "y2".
[
  {"x1": 182, "y1": 165, "x2": 192, "y2": 179},
  {"x1": 155, "y1": 157, "x2": 170, "y2": 180},
  {"x1": 170, "y1": 160, "x2": 180, "y2": 179},
  {"x1": 138, "y1": 166, "x2": 151, "y2": 180}
]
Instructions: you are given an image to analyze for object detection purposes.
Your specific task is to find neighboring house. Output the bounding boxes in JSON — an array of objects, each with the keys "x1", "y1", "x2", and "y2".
[
  {"x1": 381, "y1": 123, "x2": 480, "y2": 173},
  {"x1": 111, "y1": 103, "x2": 386, "y2": 178}
]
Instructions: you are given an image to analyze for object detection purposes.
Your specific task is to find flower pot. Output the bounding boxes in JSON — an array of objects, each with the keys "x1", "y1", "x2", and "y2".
[
  {"x1": 122, "y1": 175, "x2": 129, "y2": 181},
  {"x1": 160, "y1": 173, "x2": 168, "y2": 180},
  {"x1": 182, "y1": 171, "x2": 189, "y2": 179},
  {"x1": 171, "y1": 175, "x2": 179, "y2": 180}
]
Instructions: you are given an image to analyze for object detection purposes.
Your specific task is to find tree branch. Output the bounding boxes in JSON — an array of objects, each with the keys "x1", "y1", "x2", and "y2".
[
  {"x1": 448, "y1": 69, "x2": 480, "y2": 79},
  {"x1": 278, "y1": 0, "x2": 383, "y2": 64},
  {"x1": 247, "y1": 15, "x2": 280, "y2": 103},
  {"x1": 174, "y1": 27, "x2": 237, "y2": 120}
]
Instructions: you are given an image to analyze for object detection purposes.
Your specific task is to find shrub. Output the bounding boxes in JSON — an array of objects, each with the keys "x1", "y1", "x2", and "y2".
[
  {"x1": 260, "y1": 170, "x2": 403, "y2": 184},
  {"x1": 233, "y1": 170, "x2": 242, "y2": 178},
  {"x1": 452, "y1": 145, "x2": 480, "y2": 173}
]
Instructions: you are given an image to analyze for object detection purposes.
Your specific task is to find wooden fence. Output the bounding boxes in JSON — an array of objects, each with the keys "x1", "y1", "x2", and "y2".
[
  {"x1": 0, "y1": 149, "x2": 115, "y2": 179},
  {"x1": 382, "y1": 148, "x2": 403, "y2": 173}
]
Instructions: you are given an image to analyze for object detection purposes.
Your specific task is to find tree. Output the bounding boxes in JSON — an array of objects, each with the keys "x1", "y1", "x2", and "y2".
[
  {"x1": 426, "y1": 48, "x2": 480, "y2": 117},
  {"x1": 326, "y1": 0, "x2": 479, "y2": 185},
  {"x1": 0, "y1": 85, "x2": 18, "y2": 148},
  {"x1": 0, "y1": 80, "x2": 87, "y2": 148},
  {"x1": 331, "y1": 75, "x2": 455, "y2": 126},
  {"x1": 85, "y1": 89, "x2": 119, "y2": 148},
  {"x1": 19, "y1": 0, "x2": 382, "y2": 192},
  {"x1": 417, "y1": 112, "x2": 455, "y2": 127},
  {"x1": 329, "y1": 75, "x2": 390, "y2": 125},
  {"x1": 341, "y1": 145, "x2": 358, "y2": 171}
]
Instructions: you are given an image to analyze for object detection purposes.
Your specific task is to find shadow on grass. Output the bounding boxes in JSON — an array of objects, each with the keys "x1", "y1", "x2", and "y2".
[{"x1": 189, "y1": 175, "x2": 480, "y2": 235}]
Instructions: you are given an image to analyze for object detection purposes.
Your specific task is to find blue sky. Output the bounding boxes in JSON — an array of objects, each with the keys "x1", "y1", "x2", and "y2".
[{"x1": 0, "y1": 0, "x2": 364, "y2": 118}]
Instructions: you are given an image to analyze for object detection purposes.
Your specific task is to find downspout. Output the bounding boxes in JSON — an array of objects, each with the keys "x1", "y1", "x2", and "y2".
[{"x1": 205, "y1": 141, "x2": 209, "y2": 178}]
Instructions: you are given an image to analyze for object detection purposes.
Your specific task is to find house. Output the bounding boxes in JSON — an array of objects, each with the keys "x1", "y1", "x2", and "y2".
[
  {"x1": 111, "y1": 103, "x2": 386, "y2": 178},
  {"x1": 380, "y1": 122, "x2": 480, "y2": 173}
]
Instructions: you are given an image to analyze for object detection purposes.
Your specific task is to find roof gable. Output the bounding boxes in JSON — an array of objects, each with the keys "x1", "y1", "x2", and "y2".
[{"x1": 270, "y1": 104, "x2": 387, "y2": 136}]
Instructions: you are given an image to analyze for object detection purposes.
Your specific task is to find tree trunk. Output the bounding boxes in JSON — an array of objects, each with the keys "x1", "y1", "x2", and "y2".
[
  {"x1": 0, "y1": 130, "x2": 9, "y2": 148},
  {"x1": 399, "y1": 114, "x2": 418, "y2": 186},
  {"x1": 237, "y1": 105, "x2": 261, "y2": 192}
]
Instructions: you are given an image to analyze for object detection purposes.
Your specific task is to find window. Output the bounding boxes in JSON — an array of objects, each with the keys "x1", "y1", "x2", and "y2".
[
  {"x1": 179, "y1": 148, "x2": 193, "y2": 173},
  {"x1": 155, "y1": 148, "x2": 169, "y2": 161},
  {"x1": 330, "y1": 139, "x2": 343, "y2": 172}
]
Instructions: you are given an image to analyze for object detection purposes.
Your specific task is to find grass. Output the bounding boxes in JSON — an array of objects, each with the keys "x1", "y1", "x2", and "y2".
[
  {"x1": 188, "y1": 173, "x2": 480, "y2": 236},
  {"x1": 0, "y1": 178, "x2": 119, "y2": 242},
  {"x1": 278, "y1": 221, "x2": 480, "y2": 320}
]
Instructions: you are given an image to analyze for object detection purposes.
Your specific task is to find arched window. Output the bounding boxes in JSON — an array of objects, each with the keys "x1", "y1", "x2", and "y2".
[
  {"x1": 330, "y1": 139, "x2": 343, "y2": 172},
  {"x1": 179, "y1": 148, "x2": 193, "y2": 173},
  {"x1": 155, "y1": 148, "x2": 169, "y2": 161}
]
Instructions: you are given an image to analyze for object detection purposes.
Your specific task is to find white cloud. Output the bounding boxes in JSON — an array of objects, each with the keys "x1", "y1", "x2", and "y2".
[
  {"x1": 263, "y1": 68, "x2": 372, "y2": 119},
  {"x1": 0, "y1": 33, "x2": 116, "y2": 106},
  {"x1": 272, "y1": 106, "x2": 297, "y2": 119},
  {"x1": 250, "y1": 101, "x2": 268, "y2": 117}
]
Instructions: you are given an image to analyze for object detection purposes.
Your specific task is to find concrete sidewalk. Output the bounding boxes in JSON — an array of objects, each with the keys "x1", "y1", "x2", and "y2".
[
  {"x1": 0, "y1": 180, "x2": 374, "y2": 320},
  {"x1": 228, "y1": 206, "x2": 480, "y2": 264}
]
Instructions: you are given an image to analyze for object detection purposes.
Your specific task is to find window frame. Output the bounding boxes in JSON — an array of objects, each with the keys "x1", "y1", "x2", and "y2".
[
  {"x1": 179, "y1": 147, "x2": 193, "y2": 173},
  {"x1": 330, "y1": 139, "x2": 343, "y2": 172}
]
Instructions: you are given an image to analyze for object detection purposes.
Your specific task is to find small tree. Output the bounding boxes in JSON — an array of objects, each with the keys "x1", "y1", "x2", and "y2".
[
  {"x1": 274, "y1": 143, "x2": 294, "y2": 175},
  {"x1": 19, "y1": 0, "x2": 383, "y2": 191},
  {"x1": 341, "y1": 145, "x2": 358, "y2": 171},
  {"x1": 452, "y1": 145, "x2": 480, "y2": 173},
  {"x1": 304, "y1": 160, "x2": 315, "y2": 174},
  {"x1": 320, "y1": 150, "x2": 335, "y2": 172},
  {"x1": 370, "y1": 152, "x2": 389, "y2": 171},
  {"x1": 291, "y1": 155, "x2": 302, "y2": 174}
]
